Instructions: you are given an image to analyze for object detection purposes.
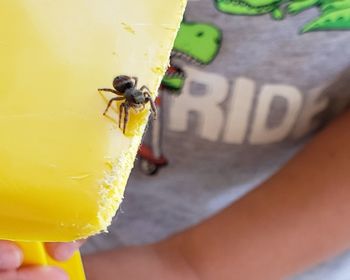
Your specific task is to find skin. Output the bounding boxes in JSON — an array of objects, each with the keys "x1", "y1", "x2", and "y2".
[
  {"x1": 0, "y1": 241, "x2": 84, "y2": 280},
  {"x1": 2, "y1": 110, "x2": 350, "y2": 279},
  {"x1": 0, "y1": 242, "x2": 70, "y2": 280}
]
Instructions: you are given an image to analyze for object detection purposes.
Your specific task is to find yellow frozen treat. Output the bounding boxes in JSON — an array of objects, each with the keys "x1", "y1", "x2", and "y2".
[{"x1": 0, "y1": 0, "x2": 186, "y2": 242}]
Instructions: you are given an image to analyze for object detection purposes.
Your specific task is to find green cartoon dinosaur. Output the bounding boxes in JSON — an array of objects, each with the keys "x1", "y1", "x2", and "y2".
[
  {"x1": 161, "y1": 21, "x2": 222, "y2": 91},
  {"x1": 215, "y1": 0, "x2": 350, "y2": 32},
  {"x1": 214, "y1": 0, "x2": 285, "y2": 20},
  {"x1": 288, "y1": 0, "x2": 350, "y2": 32}
]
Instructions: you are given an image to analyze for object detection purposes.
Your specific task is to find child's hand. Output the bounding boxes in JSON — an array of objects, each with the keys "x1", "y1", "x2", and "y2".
[{"x1": 0, "y1": 240, "x2": 83, "y2": 280}]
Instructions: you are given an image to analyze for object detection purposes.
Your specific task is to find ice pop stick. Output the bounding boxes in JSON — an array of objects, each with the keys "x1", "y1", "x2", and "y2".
[{"x1": 18, "y1": 242, "x2": 85, "y2": 280}]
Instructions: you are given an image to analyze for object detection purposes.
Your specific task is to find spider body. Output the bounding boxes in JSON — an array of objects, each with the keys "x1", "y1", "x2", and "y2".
[
  {"x1": 124, "y1": 88, "x2": 145, "y2": 105},
  {"x1": 99, "y1": 75, "x2": 157, "y2": 134}
]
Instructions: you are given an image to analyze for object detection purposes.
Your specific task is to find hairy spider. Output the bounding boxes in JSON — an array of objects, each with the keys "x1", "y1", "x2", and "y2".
[{"x1": 99, "y1": 75, "x2": 157, "y2": 134}]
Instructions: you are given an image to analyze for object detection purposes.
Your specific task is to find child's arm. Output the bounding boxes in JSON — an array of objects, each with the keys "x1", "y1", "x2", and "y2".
[
  {"x1": 169, "y1": 109, "x2": 350, "y2": 279},
  {"x1": 86, "y1": 109, "x2": 350, "y2": 280}
]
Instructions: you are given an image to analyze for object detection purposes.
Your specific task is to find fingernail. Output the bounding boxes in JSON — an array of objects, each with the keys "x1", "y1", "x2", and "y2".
[
  {"x1": 0, "y1": 243, "x2": 22, "y2": 270},
  {"x1": 54, "y1": 243, "x2": 79, "y2": 261}
]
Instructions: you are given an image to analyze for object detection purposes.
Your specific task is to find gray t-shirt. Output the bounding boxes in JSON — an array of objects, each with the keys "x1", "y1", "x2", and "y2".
[{"x1": 84, "y1": 0, "x2": 350, "y2": 278}]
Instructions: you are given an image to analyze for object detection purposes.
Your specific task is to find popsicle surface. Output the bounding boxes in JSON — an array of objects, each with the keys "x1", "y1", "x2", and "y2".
[{"x1": 0, "y1": 0, "x2": 186, "y2": 241}]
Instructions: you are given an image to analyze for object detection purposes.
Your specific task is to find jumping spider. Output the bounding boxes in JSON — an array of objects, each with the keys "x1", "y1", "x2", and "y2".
[{"x1": 99, "y1": 75, "x2": 157, "y2": 134}]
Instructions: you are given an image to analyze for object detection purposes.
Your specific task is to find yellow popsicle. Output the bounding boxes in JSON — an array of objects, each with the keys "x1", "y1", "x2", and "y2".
[{"x1": 0, "y1": 0, "x2": 186, "y2": 242}]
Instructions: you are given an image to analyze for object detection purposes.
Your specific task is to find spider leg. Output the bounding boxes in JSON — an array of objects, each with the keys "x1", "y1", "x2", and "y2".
[
  {"x1": 119, "y1": 102, "x2": 124, "y2": 129},
  {"x1": 141, "y1": 87, "x2": 157, "y2": 119},
  {"x1": 131, "y1": 77, "x2": 138, "y2": 88},
  {"x1": 140, "y1": 85, "x2": 151, "y2": 93},
  {"x1": 103, "y1": 97, "x2": 125, "y2": 115},
  {"x1": 149, "y1": 98, "x2": 157, "y2": 120},
  {"x1": 144, "y1": 92, "x2": 157, "y2": 120},
  {"x1": 123, "y1": 104, "x2": 130, "y2": 134},
  {"x1": 99, "y1": 88, "x2": 124, "y2": 96}
]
